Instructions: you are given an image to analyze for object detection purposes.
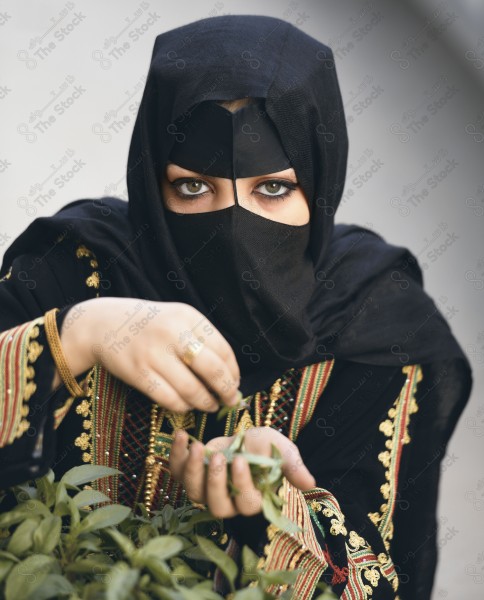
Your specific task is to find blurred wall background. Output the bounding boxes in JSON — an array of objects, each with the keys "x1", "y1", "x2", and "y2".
[{"x1": 1, "y1": 1, "x2": 483, "y2": 596}]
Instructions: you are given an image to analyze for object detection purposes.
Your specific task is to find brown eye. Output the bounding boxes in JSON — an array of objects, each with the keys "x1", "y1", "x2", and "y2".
[
  {"x1": 254, "y1": 179, "x2": 298, "y2": 201},
  {"x1": 264, "y1": 182, "x2": 283, "y2": 194},
  {"x1": 185, "y1": 181, "x2": 204, "y2": 194},
  {"x1": 169, "y1": 178, "x2": 211, "y2": 199}
]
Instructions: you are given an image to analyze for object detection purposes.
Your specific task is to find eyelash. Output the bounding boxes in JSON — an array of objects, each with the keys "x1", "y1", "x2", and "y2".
[{"x1": 168, "y1": 177, "x2": 298, "y2": 202}]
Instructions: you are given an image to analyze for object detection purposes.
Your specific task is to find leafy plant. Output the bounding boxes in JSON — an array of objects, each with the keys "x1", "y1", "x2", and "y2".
[{"x1": 0, "y1": 462, "x2": 337, "y2": 600}]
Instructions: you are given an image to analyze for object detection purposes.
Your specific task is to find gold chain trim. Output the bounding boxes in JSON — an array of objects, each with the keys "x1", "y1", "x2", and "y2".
[{"x1": 73, "y1": 243, "x2": 100, "y2": 467}]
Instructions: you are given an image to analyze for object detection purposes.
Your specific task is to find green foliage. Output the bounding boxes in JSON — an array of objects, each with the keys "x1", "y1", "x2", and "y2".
[{"x1": 0, "y1": 464, "x2": 337, "y2": 599}]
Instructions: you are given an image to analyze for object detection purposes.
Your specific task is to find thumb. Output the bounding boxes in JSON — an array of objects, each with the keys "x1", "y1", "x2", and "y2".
[{"x1": 281, "y1": 448, "x2": 316, "y2": 492}]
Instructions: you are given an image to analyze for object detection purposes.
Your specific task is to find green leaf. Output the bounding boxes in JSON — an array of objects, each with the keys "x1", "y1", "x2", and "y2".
[
  {"x1": 137, "y1": 523, "x2": 158, "y2": 545},
  {"x1": 54, "y1": 482, "x2": 68, "y2": 509},
  {"x1": 239, "y1": 452, "x2": 281, "y2": 468},
  {"x1": 178, "y1": 510, "x2": 218, "y2": 534},
  {"x1": 170, "y1": 557, "x2": 204, "y2": 582},
  {"x1": 0, "y1": 559, "x2": 14, "y2": 584},
  {"x1": 61, "y1": 465, "x2": 122, "y2": 487},
  {"x1": 72, "y1": 489, "x2": 112, "y2": 509},
  {"x1": 104, "y1": 528, "x2": 136, "y2": 557},
  {"x1": 195, "y1": 535, "x2": 237, "y2": 591},
  {"x1": 0, "y1": 551, "x2": 20, "y2": 563},
  {"x1": 145, "y1": 584, "x2": 184, "y2": 600},
  {"x1": 0, "y1": 500, "x2": 50, "y2": 528},
  {"x1": 36, "y1": 473, "x2": 56, "y2": 508},
  {"x1": 76, "y1": 536, "x2": 102, "y2": 552},
  {"x1": 27, "y1": 573, "x2": 75, "y2": 599},
  {"x1": 106, "y1": 562, "x2": 140, "y2": 600},
  {"x1": 313, "y1": 587, "x2": 339, "y2": 600},
  {"x1": 232, "y1": 589, "x2": 265, "y2": 600},
  {"x1": 177, "y1": 585, "x2": 223, "y2": 600},
  {"x1": 4, "y1": 555, "x2": 58, "y2": 600},
  {"x1": 65, "y1": 558, "x2": 112, "y2": 575},
  {"x1": 77, "y1": 504, "x2": 131, "y2": 534},
  {"x1": 67, "y1": 496, "x2": 81, "y2": 529},
  {"x1": 240, "y1": 545, "x2": 259, "y2": 586},
  {"x1": 137, "y1": 535, "x2": 184, "y2": 561},
  {"x1": 6, "y1": 517, "x2": 40, "y2": 556},
  {"x1": 261, "y1": 495, "x2": 301, "y2": 534},
  {"x1": 32, "y1": 515, "x2": 61, "y2": 554},
  {"x1": 138, "y1": 556, "x2": 173, "y2": 585},
  {"x1": 258, "y1": 569, "x2": 299, "y2": 585}
]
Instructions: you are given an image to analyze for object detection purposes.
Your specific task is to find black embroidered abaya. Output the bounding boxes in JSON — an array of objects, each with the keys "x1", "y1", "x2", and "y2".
[{"x1": 0, "y1": 14, "x2": 472, "y2": 600}]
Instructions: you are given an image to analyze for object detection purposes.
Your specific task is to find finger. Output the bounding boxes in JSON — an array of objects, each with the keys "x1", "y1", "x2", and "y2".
[
  {"x1": 231, "y1": 456, "x2": 262, "y2": 516},
  {"x1": 281, "y1": 444, "x2": 316, "y2": 491},
  {"x1": 206, "y1": 436, "x2": 232, "y2": 454},
  {"x1": 150, "y1": 351, "x2": 220, "y2": 413},
  {"x1": 191, "y1": 314, "x2": 241, "y2": 385},
  {"x1": 169, "y1": 430, "x2": 189, "y2": 481},
  {"x1": 182, "y1": 441, "x2": 207, "y2": 503},
  {"x1": 206, "y1": 453, "x2": 237, "y2": 518},
  {"x1": 178, "y1": 343, "x2": 241, "y2": 408},
  {"x1": 136, "y1": 366, "x2": 192, "y2": 413}
]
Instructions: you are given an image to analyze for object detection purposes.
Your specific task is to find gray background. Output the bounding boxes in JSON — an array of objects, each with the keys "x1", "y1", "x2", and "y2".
[{"x1": 1, "y1": 0, "x2": 483, "y2": 596}]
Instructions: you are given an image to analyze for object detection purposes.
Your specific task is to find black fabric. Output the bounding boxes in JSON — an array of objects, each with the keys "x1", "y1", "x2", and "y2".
[
  {"x1": 0, "y1": 15, "x2": 473, "y2": 598},
  {"x1": 0, "y1": 233, "x2": 99, "y2": 487},
  {"x1": 0, "y1": 14, "x2": 471, "y2": 395},
  {"x1": 168, "y1": 99, "x2": 292, "y2": 178},
  {"x1": 164, "y1": 205, "x2": 316, "y2": 366}
]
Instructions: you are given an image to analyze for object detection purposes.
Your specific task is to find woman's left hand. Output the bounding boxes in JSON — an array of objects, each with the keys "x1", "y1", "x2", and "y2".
[{"x1": 169, "y1": 427, "x2": 316, "y2": 518}]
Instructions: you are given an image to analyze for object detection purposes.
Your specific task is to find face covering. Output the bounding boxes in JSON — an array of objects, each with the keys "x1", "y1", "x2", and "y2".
[{"x1": 163, "y1": 100, "x2": 317, "y2": 368}]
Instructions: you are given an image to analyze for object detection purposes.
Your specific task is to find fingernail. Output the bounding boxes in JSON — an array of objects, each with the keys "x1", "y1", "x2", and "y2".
[{"x1": 228, "y1": 390, "x2": 243, "y2": 406}]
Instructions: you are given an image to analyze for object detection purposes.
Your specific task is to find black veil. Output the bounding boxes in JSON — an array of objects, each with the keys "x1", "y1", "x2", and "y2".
[{"x1": 1, "y1": 14, "x2": 471, "y2": 397}]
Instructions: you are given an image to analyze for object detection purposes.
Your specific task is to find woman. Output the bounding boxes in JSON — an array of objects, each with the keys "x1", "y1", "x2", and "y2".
[{"x1": 0, "y1": 14, "x2": 472, "y2": 600}]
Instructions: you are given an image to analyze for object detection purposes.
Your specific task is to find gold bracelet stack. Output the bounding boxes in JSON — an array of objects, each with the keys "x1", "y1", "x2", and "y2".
[{"x1": 44, "y1": 307, "x2": 85, "y2": 398}]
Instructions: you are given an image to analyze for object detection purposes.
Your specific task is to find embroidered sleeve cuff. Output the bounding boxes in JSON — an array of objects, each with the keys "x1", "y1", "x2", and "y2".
[{"x1": 0, "y1": 306, "x2": 91, "y2": 488}]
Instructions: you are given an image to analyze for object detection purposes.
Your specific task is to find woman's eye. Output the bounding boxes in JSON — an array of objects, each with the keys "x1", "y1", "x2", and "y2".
[
  {"x1": 171, "y1": 178, "x2": 210, "y2": 198},
  {"x1": 255, "y1": 180, "x2": 297, "y2": 200}
]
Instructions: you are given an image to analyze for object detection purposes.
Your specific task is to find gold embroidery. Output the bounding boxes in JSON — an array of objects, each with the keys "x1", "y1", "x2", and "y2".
[
  {"x1": 364, "y1": 566, "x2": 380, "y2": 586},
  {"x1": 0, "y1": 266, "x2": 12, "y2": 282},
  {"x1": 367, "y1": 364, "x2": 421, "y2": 584},
  {"x1": 75, "y1": 244, "x2": 92, "y2": 259},
  {"x1": 73, "y1": 242, "x2": 101, "y2": 463},
  {"x1": 74, "y1": 365, "x2": 96, "y2": 463},
  {"x1": 166, "y1": 411, "x2": 195, "y2": 431},
  {"x1": 15, "y1": 318, "x2": 45, "y2": 439},
  {"x1": 348, "y1": 530, "x2": 366, "y2": 549},
  {"x1": 86, "y1": 272, "x2": 100, "y2": 289},
  {"x1": 322, "y1": 506, "x2": 348, "y2": 536},
  {"x1": 234, "y1": 408, "x2": 254, "y2": 433}
]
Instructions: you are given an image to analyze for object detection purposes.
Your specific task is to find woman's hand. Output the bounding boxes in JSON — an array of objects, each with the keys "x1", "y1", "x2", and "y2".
[
  {"x1": 169, "y1": 427, "x2": 316, "y2": 518},
  {"x1": 54, "y1": 297, "x2": 241, "y2": 413}
]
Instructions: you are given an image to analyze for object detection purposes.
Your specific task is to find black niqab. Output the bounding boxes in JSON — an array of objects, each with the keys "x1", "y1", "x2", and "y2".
[{"x1": 1, "y1": 14, "x2": 470, "y2": 397}]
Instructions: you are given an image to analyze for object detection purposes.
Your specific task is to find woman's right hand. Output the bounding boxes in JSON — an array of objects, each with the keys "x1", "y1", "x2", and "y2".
[{"x1": 52, "y1": 297, "x2": 241, "y2": 413}]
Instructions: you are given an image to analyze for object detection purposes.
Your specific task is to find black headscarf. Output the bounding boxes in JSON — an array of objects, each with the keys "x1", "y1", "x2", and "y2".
[{"x1": 1, "y1": 14, "x2": 470, "y2": 396}]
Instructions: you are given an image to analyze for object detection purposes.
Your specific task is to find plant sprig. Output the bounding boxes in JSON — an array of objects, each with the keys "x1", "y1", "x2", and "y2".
[{"x1": 187, "y1": 429, "x2": 302, "y2": 534}]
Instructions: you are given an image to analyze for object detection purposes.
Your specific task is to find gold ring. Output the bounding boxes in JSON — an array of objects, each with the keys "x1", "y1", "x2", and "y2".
[{"x1": 181, "y1": 338, "x2": 205, "y2": 367}]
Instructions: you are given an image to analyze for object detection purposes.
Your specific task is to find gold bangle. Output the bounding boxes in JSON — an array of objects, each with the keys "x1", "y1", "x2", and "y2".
[{"x1": 44, "y1": 307, "x2": 85, "y2": 398}]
